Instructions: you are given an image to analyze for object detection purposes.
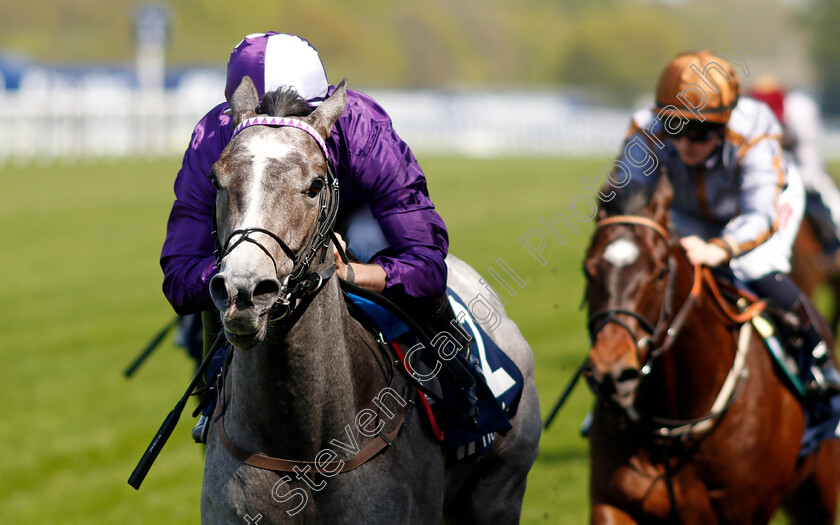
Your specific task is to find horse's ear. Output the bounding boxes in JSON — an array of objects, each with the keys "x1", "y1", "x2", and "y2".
[
  {"x1": 229, "y1": 76, "x2": 260, "y2": 126},
  {"x1": 308, "y1": 78, "x2": 348, "y2": 139},
  {"x1": 649, "y1": 168, "x2": 673, "y2": 224}
]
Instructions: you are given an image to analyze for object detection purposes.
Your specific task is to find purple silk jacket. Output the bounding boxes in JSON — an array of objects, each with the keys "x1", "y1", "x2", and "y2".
[{"x1": 161, "y1": 87, "x2": 449, "y2": 315}]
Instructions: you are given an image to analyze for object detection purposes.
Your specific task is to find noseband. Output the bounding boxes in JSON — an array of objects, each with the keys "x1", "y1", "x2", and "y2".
[
  {"x1": 587, "y1": 215, "x2": 702, "y2": 376},
  {"x1": 214, "y1": 117, "x2": 344, "y2": 323}
]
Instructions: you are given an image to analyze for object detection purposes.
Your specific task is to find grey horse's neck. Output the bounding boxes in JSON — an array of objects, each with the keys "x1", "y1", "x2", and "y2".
[{"x1": 223, "y1": 273, "x2": 387, "y2": 460}]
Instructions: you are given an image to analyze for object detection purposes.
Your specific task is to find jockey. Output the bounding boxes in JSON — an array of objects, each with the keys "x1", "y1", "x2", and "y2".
[
  {"x1": 749, "y1": 76, "x2": 840, "y2": 264},
  {"x1": 614, "y1": 50, "x2": 840, "y2": 396},
  {"x1": 160, "y1": 32, "x2": 473, "y2": 442}
]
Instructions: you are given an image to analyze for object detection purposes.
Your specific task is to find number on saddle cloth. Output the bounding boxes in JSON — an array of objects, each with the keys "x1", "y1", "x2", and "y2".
[{"x1": 343, "y1": 288, "x2": 524, "y2": 461}]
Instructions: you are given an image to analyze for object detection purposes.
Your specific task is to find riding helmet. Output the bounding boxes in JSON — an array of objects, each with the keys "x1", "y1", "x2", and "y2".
[
  {"x1": 655, "y1": 50, "x2": 741, "y2": 124},
  {"x1": 225, "y1": 32, "x2": 329, "y2": 106}
]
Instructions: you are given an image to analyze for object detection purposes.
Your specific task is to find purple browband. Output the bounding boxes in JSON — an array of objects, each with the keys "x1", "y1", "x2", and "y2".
[{"x1": 231, "y1": 116, "x2": 330, "y2": 161}]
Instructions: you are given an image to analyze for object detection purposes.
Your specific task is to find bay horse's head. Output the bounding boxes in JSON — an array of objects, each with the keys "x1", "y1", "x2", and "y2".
[
  {"x1": 208, "y1": 76, "x2": 347, "y2": 349},
  {"x1": 583, "y1": 175, "x2": 676, "y2": 413}
]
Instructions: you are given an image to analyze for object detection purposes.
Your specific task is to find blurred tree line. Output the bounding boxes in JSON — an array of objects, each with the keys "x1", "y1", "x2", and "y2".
[{"x1": 0, "y1": 0, "x2": 832, "y2": 110}]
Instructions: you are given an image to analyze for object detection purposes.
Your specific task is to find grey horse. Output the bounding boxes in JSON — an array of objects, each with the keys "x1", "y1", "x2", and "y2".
[{"x1": 201, "y1": 76, "x2": 541, "y2": 524}]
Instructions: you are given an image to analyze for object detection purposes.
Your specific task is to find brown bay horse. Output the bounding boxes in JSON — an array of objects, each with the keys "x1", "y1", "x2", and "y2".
[{"x1": 583, "y1": 175, "x2": 840, "y2": 524}]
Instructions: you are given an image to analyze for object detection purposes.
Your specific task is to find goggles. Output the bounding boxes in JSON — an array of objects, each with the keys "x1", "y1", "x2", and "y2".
[{"x1": 664, "y1": 120, "x2": 725, "y2": 143}]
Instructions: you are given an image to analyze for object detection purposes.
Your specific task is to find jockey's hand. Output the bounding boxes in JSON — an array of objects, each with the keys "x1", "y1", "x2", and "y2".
[
  {"x1": 680, "y1": 235, "x2": 729, "y2": 267},
  {"x1": 333, "y1": 233, "x2": 387, "y2": 293}
]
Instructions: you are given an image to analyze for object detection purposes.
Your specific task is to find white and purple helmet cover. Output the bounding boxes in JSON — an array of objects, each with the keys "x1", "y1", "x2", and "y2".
[{"x1": 224, "y1": 32, "x2": 329, "y2": 106}]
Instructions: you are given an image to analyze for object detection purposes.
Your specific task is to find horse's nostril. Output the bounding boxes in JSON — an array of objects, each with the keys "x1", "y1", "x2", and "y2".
[
  {"x1": 209, "y1": 274, "x2": 230, "y2": 307},
  {"x1": 598, "y1": 376, "x2": 616, "y2": 397},
  {"x1": 253, "y1": 279, "x2": 280, "y2": 299},
  {"x1": 616, "y1": 368, "x2": 641, "y2": 383}
]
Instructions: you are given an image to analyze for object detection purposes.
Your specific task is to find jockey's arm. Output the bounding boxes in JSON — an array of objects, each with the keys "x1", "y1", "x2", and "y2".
[
  {"x1": 333, "y1": 233, "x2": 386, "y2": 293},
  {"x1": 161, "y1": 103, "x2": 230, "y2": 315},
  {"x1": 336, "y1": 91, "x2": 448, "y2": 301},
  {"x1": 718, "y1": 136, "x2": 787, "y2": 257}
]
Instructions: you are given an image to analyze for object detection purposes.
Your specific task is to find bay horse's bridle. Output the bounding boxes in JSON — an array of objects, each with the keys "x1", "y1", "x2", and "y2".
[
  {"x1": 587, "y1": 215, "x2": 702, "y2": 377},
  {"x1": 587, "y1": 214, "x2": 764, "y2": 440},
  {"x1": 213, "y1": 116, "x2": 346, "y2": 324}
]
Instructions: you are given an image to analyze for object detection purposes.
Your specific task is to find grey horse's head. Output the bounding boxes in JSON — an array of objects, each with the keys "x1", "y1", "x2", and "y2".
[{"x1": 209, "y1": 76, "x2": 347, "y2": 349}]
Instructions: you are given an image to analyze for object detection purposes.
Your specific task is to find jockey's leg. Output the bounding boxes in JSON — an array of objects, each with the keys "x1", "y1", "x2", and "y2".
[
  {"x1": 191, "y1": 347, "x2": 227, "y2": 443},
  {"x1": 731, "y1": 167, "x2": 840, "y2": 394},
  {"x1": 341, "y1": 204, "x2": 482, "y2": 427},
  {"x1": 403, "y1": 293, "x2": 480, "y2": 430},
  {"x1": 748, "y1": 272, "x2": 840, "y2": 395},
  {"x1": 192, "y1": 311, "x2": 226, "y2": 444}
]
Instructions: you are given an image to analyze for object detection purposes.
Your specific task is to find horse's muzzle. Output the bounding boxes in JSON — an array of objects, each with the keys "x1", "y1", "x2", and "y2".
[
  {"x1": 209, "y1": 272, "x2": 281, "y2": 344},
  {"x1": 589, "y1": 359, "x2": 641, "y2": 410}
]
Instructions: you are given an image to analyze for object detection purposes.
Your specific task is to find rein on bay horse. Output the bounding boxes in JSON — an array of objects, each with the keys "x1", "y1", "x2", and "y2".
[
  {"x1": 584, "y1": 176, "x2": 840, "y2": 524},
  {"x1": 587, "y1": 214, "x2": 763, "y2": 439}
]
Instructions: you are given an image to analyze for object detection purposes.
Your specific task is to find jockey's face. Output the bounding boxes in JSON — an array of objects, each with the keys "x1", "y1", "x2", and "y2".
[{"x1": 671, "y1": 131, "x2": 722, "y2": 166}]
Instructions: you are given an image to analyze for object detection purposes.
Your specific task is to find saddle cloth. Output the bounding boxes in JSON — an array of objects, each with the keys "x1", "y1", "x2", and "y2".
[
  {"x1": 719, "y1": 275, "x2": 840, "y2": 458},
  {"x1": 345, "y1": 288, "x2": 524, "y2": 461},
  {"x1": 750, "y1": 312, "x2": 840, "y2": 458}
]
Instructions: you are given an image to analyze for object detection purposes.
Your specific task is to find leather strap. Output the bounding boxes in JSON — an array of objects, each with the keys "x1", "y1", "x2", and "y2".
[
  {"x1": 596, "y1": 215, "x2": 670, "y2": 242},
  {"x1": 213, "y1": 386, "x2": 412, "y2": 473},
  {"x1": 701, "y1": 267, "x2": 765, "y2": 324}
]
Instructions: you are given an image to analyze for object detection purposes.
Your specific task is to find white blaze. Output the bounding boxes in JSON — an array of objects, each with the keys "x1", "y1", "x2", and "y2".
[
  {"x1": 603, "y1": 238, "x2": 639, "y2": 267},
  {"x1": 223, "y1": 135, "x2": 293, "y2": 273},
  {"x1": 240, "y1": 136, "x2": 293, "y2": 227}
]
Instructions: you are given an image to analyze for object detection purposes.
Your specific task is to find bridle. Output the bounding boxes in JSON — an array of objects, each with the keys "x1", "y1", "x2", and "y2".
[
  {"x1": 587, "y1": 215, "x2": 702, "y2": 377},
  {"x1": 213, "y1": 116, "x2": 346, "y2": 324},
  {"x1": 210, "y1": 115, "x2": 420, "y2": 474},
  {"x1": 587, "y1": 214, "x2": 764, "y2": 441}
]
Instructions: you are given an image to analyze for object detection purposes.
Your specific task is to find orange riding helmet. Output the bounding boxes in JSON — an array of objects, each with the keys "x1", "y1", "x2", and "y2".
[{"x1": 655, "y1": 50, "x2": 741, "y2": 124}]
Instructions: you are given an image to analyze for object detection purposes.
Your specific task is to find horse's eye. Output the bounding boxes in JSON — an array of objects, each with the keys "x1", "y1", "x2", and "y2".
[
  {"x1": 210, "y1": 172, "x2": 221, "y2": 190},
  {"x1": 306, "y1": 178, "x2": 325, "y2": 198}
]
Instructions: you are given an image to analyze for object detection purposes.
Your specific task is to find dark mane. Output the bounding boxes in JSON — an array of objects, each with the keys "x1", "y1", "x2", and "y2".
[
  {"x1": 256, "y1": 87, "x2": 314, "y2": 118},
  {"x1": 601, "y1": 183, "x2": 657, "y2": 217}
]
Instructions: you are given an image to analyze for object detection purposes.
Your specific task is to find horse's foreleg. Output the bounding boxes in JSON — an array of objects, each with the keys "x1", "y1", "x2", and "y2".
[{"x1": 591, "y1": 504, "x2": 638, "y2": 525}]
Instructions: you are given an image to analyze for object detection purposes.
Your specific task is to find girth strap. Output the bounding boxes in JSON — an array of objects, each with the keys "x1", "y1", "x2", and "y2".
[{"x1": 213, "y1": 386, "x2": 413, "y2": 474}]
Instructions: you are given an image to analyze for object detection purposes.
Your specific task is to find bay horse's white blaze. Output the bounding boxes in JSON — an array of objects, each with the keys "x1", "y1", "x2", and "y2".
[{"x1": 603, "y1": 238, "x2": 639, "y2": 267}]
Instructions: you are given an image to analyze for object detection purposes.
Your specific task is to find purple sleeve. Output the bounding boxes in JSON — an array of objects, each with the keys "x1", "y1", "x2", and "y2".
[
  {"x1": 336, "y1": 91, "x2": 449, "y2": 300},
  {"x1": 160, "y1": 103, "x2": 231, "y2": 315}
]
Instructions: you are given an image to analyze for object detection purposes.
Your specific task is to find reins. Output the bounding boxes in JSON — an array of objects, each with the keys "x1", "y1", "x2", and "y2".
[
  {"x1": 588, "y1": 215, "x2": 702, "y2": 375},
  {"x1": 210, "y1": 115, "x2": 415, "y2": 475},
  {"x1": 588, "y1": 214, "x2": 765, "y2": 440},
  {"x1": 210, "y1": 282, "x2": 420, "y2": 475},
  {"x1": 213, "y1": 116, "x2": 348, "y2": 324}
]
